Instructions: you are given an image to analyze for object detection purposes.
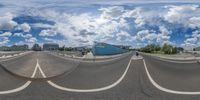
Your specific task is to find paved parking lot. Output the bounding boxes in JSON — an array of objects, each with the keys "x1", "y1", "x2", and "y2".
[{"x1": 0, "y1": 51, "x2": 200, "y2": 100}]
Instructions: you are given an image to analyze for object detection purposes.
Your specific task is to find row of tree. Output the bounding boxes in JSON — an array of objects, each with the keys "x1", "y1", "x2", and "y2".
[{"x1": 138, "y1": 44, "x2": 183, "y2": 54}]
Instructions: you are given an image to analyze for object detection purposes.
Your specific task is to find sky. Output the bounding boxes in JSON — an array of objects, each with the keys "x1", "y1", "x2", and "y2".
[{"x1": 0, "y1": 0, "x2": 200, "y2": 49}]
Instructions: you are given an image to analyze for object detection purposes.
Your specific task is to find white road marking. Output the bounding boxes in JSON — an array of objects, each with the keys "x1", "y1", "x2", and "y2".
[
  {"x1": 0, "y1": 51, "x2": 33, "y2": 62},
  {"x1": 0, "y1": 58, "x2": 38, "y2": 94},
  {"x1": 143, "y1": 59, "x2": 200, "y2": 95},
  {"x1": 36, "y1": 58, "x2": 132, "y2": 92}
]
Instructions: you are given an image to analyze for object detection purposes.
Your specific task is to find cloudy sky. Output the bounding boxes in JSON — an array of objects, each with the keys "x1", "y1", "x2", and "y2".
[{"x1": 0, "y1": 0, "x2": 200, "y2": 48}]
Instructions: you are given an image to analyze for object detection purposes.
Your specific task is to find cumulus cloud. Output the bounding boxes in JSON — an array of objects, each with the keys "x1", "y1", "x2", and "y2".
[
  {"x1": 164, "y1": 4, "x2": 200, "y2": 29},
  {"x1": 0, "y1": 12, "x2": 18, "y2": 30},
  {"x1": 0, "y1": 32, "x2": 12, "y2": 45},
  {"x1": 39, "y1": 29, "x2": 57, "y2": 37},
  {"x1": 13, "y1": 32, "x2": 37, "y2": 45},
  {"x1": 0, "y1": 37, "x2": 10, "y2": 45},
  {"x1": 1, "y1": 4, "x2": 200, "y2": 47},
  {"x1": 189, "y1": 17, "x2": 200, "y2": 28},
  {"x1": 35, "y1": 8, "x2": 130, "y2": 46},
  {"x1": 123, "y1": 8, "x2": 146, "y2": 27},
  {"x1": 0, "y1": 32, "x2": 12, "y2": 37},
  {"x1": 99, "y1": 6, "x2": 124, "y2": 20},
  {"x1": 25, "y1": 37, "x2": 37, "y2": 43},
  {"x1": 156, "y1": 26, "x2": 172, "y2": 45},
  {"x1": 13, "y1": 33, "x2": 32, "y2": 38},
  {"x1": 182, "y1": 30, "x2": 200, "y2": 49},
  {"x1": 134, "y1": 30, "x2": 157, "y2": 42},
  {"x1": 30, "y1": 23, "x2": 54, "y2": 28},
  {"x1": 20, "y1": 23, "x2": 31, "y2": 32},
  {"x1": 116, "y1": 31, "x2": 134, "y2": 42}
]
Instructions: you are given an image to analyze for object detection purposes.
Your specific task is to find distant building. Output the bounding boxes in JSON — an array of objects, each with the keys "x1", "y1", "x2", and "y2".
[
  {"x1": 10, "y1": 45, "x2": 29, "y2": 51},
  {"x1": 32, "y1": 44, "x2": 41, "y2": 51},
  {"x1": 0, "y1": 46, "x2": 11, "y2": 51},
  {"x1": 194, "y1": 46, "x2": 200, "y2": 51},
  {"x1": 74, "y1": 47, "x2": 86, "y2": 52},
  {"x1": 0, "y1": 45, "x2": 28, "y2": 51},
  {"x1": 43, "y1": 43, "x2": 59, "y2": 51},
  {"x1": 91, "y1": 42, "x2": 129, "y2": 55}
]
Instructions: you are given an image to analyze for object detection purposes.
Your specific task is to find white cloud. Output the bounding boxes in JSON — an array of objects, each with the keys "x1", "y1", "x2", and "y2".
[
  {"x1": 185, "y1": 37, "x2": 198, "y2": 43},
  {"x1": 145, "y1": 33, "x2": 157, "y2": 40},
  {"x1": 164, "y1": 4, "x2": 200, "y2": 29},
  {"x1": 192, "y1": 30, "x2": 200, "y2": 38},
  {"x1": 123, "y1": 8, "x2": 146, "y2": 27},
  {"x1": 19, "y1": 23, "x2": 31, "y2": 32},
  {"x1": 39, "y1": 29, "x2": 57, "y2": 37},
  {"x1": 164, "y1": 5, "x2": 199, "y2": 23},
  {"x1": 1, "y1": 4, "x2": 198, "y2": 47},
  {"x1": 13, "y1": 32, "x2": 37, "y2": 46},
  {"x1": 31, "y1": 23, "x2": 54, "y2": 28},
  {"x1": 182, "y1": 30, "x2": 200, "y2": 49},
  {"x1": 156, "y1": 26, "x2": 171, "y2": 45},
  {"x1": 189, "y1": 17, "x2": 200, "y2": 28},
  {"x1": 43, "y1": 37, "x2": 54, "y2": 41},
  {"x1": 136, "y1": 30, "x2": 149, "y2": 41},
  {"x1": 116, "y1": 31, "x2": 133, "y2": 42},
  {"x1": 0, "y1": 37, "x2": 10, "y2": 45},
  {"x1": 0, "y1": 12, "x2": 18, "y2": 30},
  {"x1": 13, "y1": 33, "x2": 32, "y2": 38},
  {"x1": 35, "y1": 8, "x2": 130, "y2": 46},
  {"x1": 25, "y1": 37, "x2": 37, "y2": 43},
  {"x1": 0, "y1": 32, "x2": 12, "y2": 45},
  {"x1": 99, "y1": 6, "x2": 124, "y2": 20},
  {"x1": 0, "y1": 32, "x2": 12, "y2": 37},
  {"x1": 135, "y1": 30, "x2": 157, "y2": 41}
]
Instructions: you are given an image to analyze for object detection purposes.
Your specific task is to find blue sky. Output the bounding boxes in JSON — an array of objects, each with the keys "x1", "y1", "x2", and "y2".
[{"x1": 0, "y1": 0, "x2": 200, "y2": 49}]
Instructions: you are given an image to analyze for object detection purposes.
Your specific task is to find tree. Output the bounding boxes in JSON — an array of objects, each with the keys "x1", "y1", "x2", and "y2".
[
  {"x1": 139, "y1": 44, "x2": 161, "y2": 53},
  {"x1": 154, "y1": 45, "x2": 161, "y2": 51},
  {"x1": 162, "y1": 43, "x2": 177, "y2": 54},
  {"x1": 59, "y1": 46, "x2": 65, "y2": 51},
  {"x1": 32, "y1": 44, "x2": 41, "y2": 51}
]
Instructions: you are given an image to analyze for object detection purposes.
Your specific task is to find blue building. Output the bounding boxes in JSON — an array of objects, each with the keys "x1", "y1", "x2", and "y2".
[{"x1": 91, "y1": 42, "x2": 129, "y2": 55}]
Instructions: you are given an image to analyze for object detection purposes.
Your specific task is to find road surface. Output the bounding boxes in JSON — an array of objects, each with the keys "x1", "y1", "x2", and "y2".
[{"x1": 0, "y1": 51, "x2": 200, "y2": 100}]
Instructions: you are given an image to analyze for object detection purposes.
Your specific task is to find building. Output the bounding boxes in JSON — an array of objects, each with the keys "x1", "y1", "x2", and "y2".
[
  {"x1": 32, "y1": 44, "x2": 42, "y2": 51},
  {"x1": 10, "y1": 45, "x2": 29, "y2": 51},
  {"x1": 91, "y1": 42, "x2": 129, "y2": 55},
  {"x1": 194, "y1": 46, "x2": 200, "y2": 51},
  {"x1": 0, "y1": 46, "x2": 11, "y2": 51},
  {"x1": 43, "y1": 43, "x2": 59, "y2": 51},
  {"x1": 0, "y1": 45, "x2": 28, "y2": 51}
]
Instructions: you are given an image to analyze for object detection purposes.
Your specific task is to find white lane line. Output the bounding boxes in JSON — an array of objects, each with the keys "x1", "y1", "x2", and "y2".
[
  {"x1": 0, "y1": 51, "x2": 33, "y2": 62},
  {"x1": 143, "y1": 59, "x2": 200, "y2": 95},
  {"x1": 0, "y1": 58, "x2": 38, "y2": 94},
  {"x1": 37, "y1": 60, "x2": 47, "y2": 78},
  {"x1": 36, "y1": 58, "x2": 132, "y2": 92}
]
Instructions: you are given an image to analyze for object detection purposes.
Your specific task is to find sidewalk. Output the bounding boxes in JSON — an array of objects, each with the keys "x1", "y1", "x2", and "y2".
[{"x1": 141, "y1": 52, "x2": 200, "y2": 60}]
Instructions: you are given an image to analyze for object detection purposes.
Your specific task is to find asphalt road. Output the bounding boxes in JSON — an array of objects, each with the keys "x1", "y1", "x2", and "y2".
[{"x1": 0, "y1": 51, "x2": 200, "y2": 99}]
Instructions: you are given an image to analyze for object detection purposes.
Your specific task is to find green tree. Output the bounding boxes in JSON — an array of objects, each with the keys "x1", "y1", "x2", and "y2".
[
  {"x1": 139, "y1": 44, "x2": 161, "y2": 53},
  {"x1": 162, "y1": 43, "x2": 177, "y2": 54},
  {"x1": 32, "y1": 43, "x2": 41, "y2": 51}
]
